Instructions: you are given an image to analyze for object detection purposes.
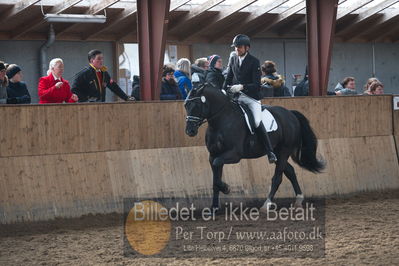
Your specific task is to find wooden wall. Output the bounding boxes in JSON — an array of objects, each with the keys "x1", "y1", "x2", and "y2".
[
  {"x1": 0, "y1": 95, "x2": 398, "y2": 223},
  {"x1": 0, "y1": 95, "x2": 392, "y2": 157}
]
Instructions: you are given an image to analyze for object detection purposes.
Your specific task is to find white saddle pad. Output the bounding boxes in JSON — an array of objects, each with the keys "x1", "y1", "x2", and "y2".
[
  {"x1": 239, "y1": 106, "x2": 278, "y2": 134},
  {"x1": 262, "y1": 108, "x2": 278, "y2": 132}
]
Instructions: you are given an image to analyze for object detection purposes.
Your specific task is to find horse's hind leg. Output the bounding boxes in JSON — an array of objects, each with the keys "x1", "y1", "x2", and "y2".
[
  {"x1": 284, "y1": 162, "x2": 304, "y2": 208},
  {"x1": 260, "y1": 153, "x2": 287, "y2": 212}
]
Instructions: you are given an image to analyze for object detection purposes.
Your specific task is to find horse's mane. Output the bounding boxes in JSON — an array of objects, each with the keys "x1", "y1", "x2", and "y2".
[{"x1": 203, "y1": 84, "x2": 230, "y2": 101}]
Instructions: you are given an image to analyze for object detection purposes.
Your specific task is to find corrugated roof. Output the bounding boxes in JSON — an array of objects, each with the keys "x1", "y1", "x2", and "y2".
[{"x1": 0, "y1": 0, "x2": 398, "y2": 42}]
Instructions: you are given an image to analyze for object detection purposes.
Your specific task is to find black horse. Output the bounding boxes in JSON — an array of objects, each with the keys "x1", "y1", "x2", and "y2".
[{"x1": 184, "y1": 84, "x2": 325, "y2": 211}]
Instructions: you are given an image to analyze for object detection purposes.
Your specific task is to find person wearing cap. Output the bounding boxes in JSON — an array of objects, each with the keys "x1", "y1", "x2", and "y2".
[
  {"x1": 72, "y1": 49, "x2": 135, "y2": 102},
  {"x1": 6, "y1": 64, "x2": 31, "y2": 104},
  {"x1": 38, "y1": 58, "x2": 78, "y2": 104},
  {"x1": 205, "y1": 55, "x2": 225, "y2": 89},
  {"x1": 223, "y1": 34, "x2": 277, "y2": 163},
  {"x1": 160, "y1": 64, "x2": 182, "y2": 100},
  {"x1": 0, "y1": 61, "x2": 8, "y2": 104}
]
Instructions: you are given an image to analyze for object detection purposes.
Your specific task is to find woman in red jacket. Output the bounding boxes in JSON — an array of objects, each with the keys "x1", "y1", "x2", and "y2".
[{"x1": 38, "y1": 58, "x2": 78, "y2": 104}]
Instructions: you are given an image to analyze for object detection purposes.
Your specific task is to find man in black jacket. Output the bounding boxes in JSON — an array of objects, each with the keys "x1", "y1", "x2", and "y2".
[
  {"x1": 223, "y1": 34, "x2": 277, "y2": 163},
  {"x1": 72, "y1": 50, "x2": 135, "y2": 102}
]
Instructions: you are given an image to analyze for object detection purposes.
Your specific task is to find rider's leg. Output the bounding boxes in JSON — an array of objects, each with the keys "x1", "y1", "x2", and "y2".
[
  {"x1": 237, "y1": 93, "x2": 261, "y2": 126},
  {"x1": 238, "y1": 94, "x2": 277, "y2": 163},
  {"x1": 256, "y1": 121, "x2": 277, "y2": 163}
]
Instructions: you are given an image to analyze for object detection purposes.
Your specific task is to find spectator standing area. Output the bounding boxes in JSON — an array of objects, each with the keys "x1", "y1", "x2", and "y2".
[{"x1": 0, "y1": 96, "x2": 398, "y2": 223}]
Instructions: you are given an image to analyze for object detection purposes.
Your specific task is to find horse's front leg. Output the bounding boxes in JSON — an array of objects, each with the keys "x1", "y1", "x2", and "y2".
[
  {"x1": 209, "y1": 150, "x2": 240, "y2": 210},
  {"x1": 210, "y1": 156, "x2": 223, "y2": 210}
]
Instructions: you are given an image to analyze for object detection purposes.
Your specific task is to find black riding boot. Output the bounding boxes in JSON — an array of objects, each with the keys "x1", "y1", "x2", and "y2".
[{"x1": 256, "y1": 121, "x2": 277, "y2": 164}]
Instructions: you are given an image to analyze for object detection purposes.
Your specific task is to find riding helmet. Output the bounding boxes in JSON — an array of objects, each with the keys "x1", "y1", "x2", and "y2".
[{"x1": 231, "y1": 34, "x2": 251, "y2": 47}]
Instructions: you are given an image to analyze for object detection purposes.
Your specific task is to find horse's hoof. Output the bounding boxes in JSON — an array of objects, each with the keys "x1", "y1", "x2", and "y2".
[
  {"x1": 260, "y1": 199, "x2": 273, "y2": 213},
  {"x1": 294, "y1": 194, "x2": 304, "y2": 209}
]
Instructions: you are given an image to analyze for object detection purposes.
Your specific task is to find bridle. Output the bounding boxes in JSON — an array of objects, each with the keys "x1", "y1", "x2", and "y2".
[
  {"x1": 184, "y1": 86, "x2": 229, "y2": 127},
  {"x1": 185, "y1": 96, "x2": 207, "y2": 127}
]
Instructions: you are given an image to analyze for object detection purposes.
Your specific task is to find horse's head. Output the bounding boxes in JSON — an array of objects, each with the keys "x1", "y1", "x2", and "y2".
[{"x1": 184, "y1": 84, "x2": 211, "y2": 137}]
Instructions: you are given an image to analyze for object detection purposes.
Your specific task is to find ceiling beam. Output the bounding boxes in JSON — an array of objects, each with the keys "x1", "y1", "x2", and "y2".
[
  {"x1": 336, "y1": 0, "x2": 399, "y2": 36},
  {"x1": 0, "y1": 0, "x2": 40, "y2": 22},
  {"x1": 336, "y1": 0, "x2": 372, "y2": 19},
  {"x1": 210, "y1": 0, "x2": 288, "y2": 42},
  {"x1": 372, "y1": 19, "x2": 399, "y2": 42},
  {"x1": 247, "y1": 0, "x2": 306, "y2": 37},
  {"x1": 168, "y1": 0, "x2": 225, "y2": 32},
  {"x1": 56, "y1": 0, "x2": 121, "y2": 37},
  {"x1": 170, "y1": 0, "x2": 191, "y2": 10},
  {"x1": 88, "y1": 0, "x2": 121, "y2": 14},
  {"x1": 116, "y1": 0, "x2": 190, "y2": 41},
  {"x1": 350, "y1": 0, "x2": 398, "y2": 21},
  {"x1": 283, "y1": 0, "x2": 371, "y2": 36},
  {"x1": 82, "y1": 0, "x2": 190, "y2": 40},
  {"x1": 11, "y1": 0, "x2": 83, "y2": 39},
  {"x1": 82, "y1": 6, "x2": 137, "y2": 40},
  {"x1": 345, "y1": 8, "x2": 399, "y2": 41},
  {"x1": 179, "y1": 0, "x2": 257, "y2": 41},
  {"x1": 275, "y1": 14, "x2": 305, "y2": 35}
]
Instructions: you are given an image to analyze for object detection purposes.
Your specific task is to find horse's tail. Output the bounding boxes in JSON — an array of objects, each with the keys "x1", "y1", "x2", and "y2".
[{"x1": 290, "y1": 110, "x2": 325, "y2": 173}]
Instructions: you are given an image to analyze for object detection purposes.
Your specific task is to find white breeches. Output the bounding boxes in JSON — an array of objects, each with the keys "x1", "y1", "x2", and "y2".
[{"x1": 237, "y1": 93, "x2": 263, "y2": 128}]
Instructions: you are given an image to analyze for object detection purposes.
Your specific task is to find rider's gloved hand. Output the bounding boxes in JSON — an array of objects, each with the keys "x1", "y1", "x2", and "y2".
[{"x1": 230, "y1": 84, "x2": 243, "y2": 93}]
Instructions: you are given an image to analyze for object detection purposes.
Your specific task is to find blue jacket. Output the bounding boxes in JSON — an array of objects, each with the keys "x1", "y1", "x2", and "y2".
[{"x1": 174, "y1": 70, "x2": 192, "y2": 99}]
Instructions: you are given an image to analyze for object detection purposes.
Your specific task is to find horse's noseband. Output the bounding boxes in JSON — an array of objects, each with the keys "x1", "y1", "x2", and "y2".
[{"x1": 186, "y1": 115, "x2": 204, "y2": 127}]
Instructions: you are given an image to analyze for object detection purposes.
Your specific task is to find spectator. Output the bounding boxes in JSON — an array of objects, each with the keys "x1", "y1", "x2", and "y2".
[
  {"x1": 364, "y1": 81, "x2": 384, "y2": 95},
  {"x1": 363, "y1": 77, "x2": 379, "y2": 92},
  {"x1": 38, "y1": 58, "x2": 78, "y2": 104},
  {"x1": 131, "y1": 75, "x2": 140, "y2": 101},
  {"x1": 174, "y1": 58, "x2": 192, "y2": 99},
  {"x1": 205, "y1": 54, "x2": 225, "y2": 89},
  {"x1": 6, "y1": 64, "x2": 31, "y2": 104},
  {"x1": 260, "y1": 60, "x2": 291, "y2": 97},
  {"x1": 161, "y1": 65, "x2": 182, "y2": 100},
  {"x1": 293, "y1": 66, "x2": 309, "y2": 96},
  {"x1": 0, "y1": 61, "x2": 8, "y2": 104},
  {"x1": 334, "y1": 77, "x2": 357, "y2": 95},
  {"x1": 72, "y1": 49, "x2": 135, "y2": 102},
  {"x1": 191, "y1": 57, "x2": 208, "y2": 89}
]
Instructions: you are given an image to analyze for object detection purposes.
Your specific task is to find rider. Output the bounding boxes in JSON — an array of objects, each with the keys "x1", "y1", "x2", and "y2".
[{"x1": 222, "y1": 34, "x2": 277, "y2": 163}]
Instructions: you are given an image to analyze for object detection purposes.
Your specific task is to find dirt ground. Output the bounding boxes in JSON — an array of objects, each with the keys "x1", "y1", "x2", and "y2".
[{"x1": 1, "y1": 190, "x2": 398, "y2": 266}]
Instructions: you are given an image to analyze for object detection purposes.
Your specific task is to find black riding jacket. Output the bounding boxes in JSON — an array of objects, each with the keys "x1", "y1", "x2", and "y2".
[{"x1": 222, "y1": 52, "x2": 261, "y2": 100}]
